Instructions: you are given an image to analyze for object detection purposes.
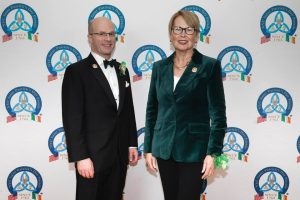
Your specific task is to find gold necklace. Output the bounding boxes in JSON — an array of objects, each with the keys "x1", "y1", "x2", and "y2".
[
  {"x1": 174, "y1": 63, "x2": 188, "y2": 70},
  {"x1": 173, "y1": 56, "x2": 191, "y2": 70}
]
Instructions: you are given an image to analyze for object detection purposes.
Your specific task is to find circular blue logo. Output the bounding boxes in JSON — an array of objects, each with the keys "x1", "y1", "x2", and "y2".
[
  {"x1": 48, "y1": 127, "x2": 66, "y2": 157},
  {"x1": 261, "y1": 5, "x2": 297, "y2": 38},
  {"x1": 46, "y1": 44, "x2": 82, "y2": 77},
  {"x1": 88, "y1": 4, "x2": 125, "y2": 35},
  {"x1": 254, "y1": 167, "x2": 289, "y2": 196},
  {"x1": 7, "y1": 166, "x2": 43, "y2": 196},
  {"x1": 181, "y1": 5, "x2": 211, "y2": 36},
  {"x1": 5, "y1": 86, "x2": 42, "y2": 117},
  {"x1": 137, "y1": 127, "x2": 145, "y2": 157},
  {"x1": 217, "y1": 46, "x2": 252, "y2": 78},
  {"x1": 223, "y1": 127, "x2": 249, "y2": 154},
  {"x1": 257, "y1": 87, "x2": 293, "y2": 118},
  {"x1": 1, "y1": 3, "x2": 38, "y2": 36},
  {"x1": 132, "y1": 45, "x2": 167, "y2": 77}
]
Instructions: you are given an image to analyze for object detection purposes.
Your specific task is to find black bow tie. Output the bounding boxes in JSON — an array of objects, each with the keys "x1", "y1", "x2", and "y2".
[{"x1": 103, "y1": 59, "x2": 116, "y2": 69}]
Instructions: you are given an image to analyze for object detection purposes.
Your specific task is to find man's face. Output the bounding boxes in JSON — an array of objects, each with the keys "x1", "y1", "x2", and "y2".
[{"x1": 88, "y1": 18, "x2": 116, "y2": 59}]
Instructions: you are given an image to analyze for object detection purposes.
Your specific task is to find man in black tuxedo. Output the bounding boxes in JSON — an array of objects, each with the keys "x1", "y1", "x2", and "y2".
[{"x1": 62, "y1": 17, "x2": 138, "y2": 200}]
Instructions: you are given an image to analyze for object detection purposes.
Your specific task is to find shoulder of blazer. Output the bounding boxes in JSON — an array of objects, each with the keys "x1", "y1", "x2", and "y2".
[
  {"x1": 154, "y1": 57, "x2": 168, "y2": 68},
  {"x1": 65, "y1": 55, "x2": 92, "y2": 74},
  {"x1": 201, "y1": 54, "x2": 221, "y2": 80},
  {"x1": 191, "y1": 48, "x2": 217, "y2": 65},
  {"x1": 194, "y1": 49, "x2": 219, "y2": 70},
  {"x1": 153, "y1": 53, "x2": 174, "y2": 72},
  {"x1": 202, "y1": 54, "x2": 219, "y2": 66}
]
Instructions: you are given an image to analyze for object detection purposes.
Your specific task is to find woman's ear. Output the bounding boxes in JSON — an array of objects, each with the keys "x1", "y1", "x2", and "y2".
[{"x1": 194, "y1": 32, "x2": 199, "y2": 43}]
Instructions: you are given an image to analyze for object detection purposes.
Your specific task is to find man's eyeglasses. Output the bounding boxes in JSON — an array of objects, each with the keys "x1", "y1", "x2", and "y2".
[
  {"x1": 172, "y1": 26, "x2": 198, "y2": 35},
  {"x1": 89, "y1": 32, "x2": 116, "y2": 38}
]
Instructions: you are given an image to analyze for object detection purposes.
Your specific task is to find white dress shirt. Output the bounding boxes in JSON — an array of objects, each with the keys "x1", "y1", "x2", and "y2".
[
  {"x1": 91, "y1": 52, "x2": 119, "y2": 109},
  {"x1": 174, "y1": 76, "x2": 180, "y2": 91}
]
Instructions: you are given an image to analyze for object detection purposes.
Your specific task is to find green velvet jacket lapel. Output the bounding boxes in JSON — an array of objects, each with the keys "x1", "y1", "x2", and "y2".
[{"x1": 162, "y1": 49, "x2": 206, "y2": 99}]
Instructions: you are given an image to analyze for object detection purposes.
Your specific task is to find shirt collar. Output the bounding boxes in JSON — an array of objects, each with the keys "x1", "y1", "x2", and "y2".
[{"x1": 91, "y1": 51, "x2": 114, "y2": 67}]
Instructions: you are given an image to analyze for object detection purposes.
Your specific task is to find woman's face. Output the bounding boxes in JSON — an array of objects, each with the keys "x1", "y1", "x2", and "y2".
[{"x1": 170, "y1": 16, "x2": 198, "y2": 52}]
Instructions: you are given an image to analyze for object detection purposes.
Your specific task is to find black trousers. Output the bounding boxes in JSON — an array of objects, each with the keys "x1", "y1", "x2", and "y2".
[
  {"x1": 75, "y1": 158, "x2": 127, "y2": 200},
  {"x1": 157, "y1": 157, "x2": 205, "y2": 200}
]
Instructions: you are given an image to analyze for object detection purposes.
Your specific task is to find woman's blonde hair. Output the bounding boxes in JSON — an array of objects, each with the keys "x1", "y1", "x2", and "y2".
[{"x1": 168, "y1": 10, "x2": 200, "y2": 35}]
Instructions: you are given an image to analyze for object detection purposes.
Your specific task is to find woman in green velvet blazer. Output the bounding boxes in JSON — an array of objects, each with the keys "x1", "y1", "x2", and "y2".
[{"x1": 144, "y1": 11, "x2": 227, "y2": 200}]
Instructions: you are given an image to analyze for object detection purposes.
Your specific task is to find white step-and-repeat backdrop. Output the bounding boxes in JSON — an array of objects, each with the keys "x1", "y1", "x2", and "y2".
[{"x1": 1, "y1": 0, "x2": 300, "y2": 199}]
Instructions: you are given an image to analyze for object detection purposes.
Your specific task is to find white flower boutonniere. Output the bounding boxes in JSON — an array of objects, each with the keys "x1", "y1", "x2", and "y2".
[{"x1": 119, "y1": 61, "x2": 127, "y2": 76}]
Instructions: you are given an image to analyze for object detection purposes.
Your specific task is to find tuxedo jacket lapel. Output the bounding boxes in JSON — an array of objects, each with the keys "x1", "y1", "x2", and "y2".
[
  {"x1": 87, "y1": 54, "x2": 117, "y2": 108},
  {"x1": 114, "y1": 63, "x2": 126, "y2": 115}
]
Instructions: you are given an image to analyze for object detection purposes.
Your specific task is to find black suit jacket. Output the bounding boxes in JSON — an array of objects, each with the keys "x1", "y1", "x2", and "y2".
[{"x1": 62, "y1": 54, "x2": 137, "y2": 171}]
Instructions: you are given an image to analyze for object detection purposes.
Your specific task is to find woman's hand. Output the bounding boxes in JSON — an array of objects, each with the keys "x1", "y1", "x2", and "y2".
[
  {"x1": 201, "y1": 155, "x2": 215, "y2": 179},
  {"x1": 144, "y1": 153, "x2": 158, "y2": 173}
]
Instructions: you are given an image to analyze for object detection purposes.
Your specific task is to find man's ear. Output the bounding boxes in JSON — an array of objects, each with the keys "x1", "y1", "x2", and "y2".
[{"x1": 87, "y1": 34, "x2": 92, "y2": 47}]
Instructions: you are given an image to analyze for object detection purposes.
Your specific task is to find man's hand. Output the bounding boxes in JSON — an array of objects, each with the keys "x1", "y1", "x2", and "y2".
[
  {"x1": 77, "y1": 158, "x2": 94, "y2": 179},
  {"x1": 201, "y1": 155, "x2": 215, "y2": 179},
  {"x1": 129, "y1": 148, "x2": 138, "y2": 166},
  {"x1": 144, "y1": 153, "x2": 158, "y2": 173}
]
